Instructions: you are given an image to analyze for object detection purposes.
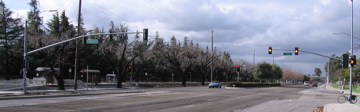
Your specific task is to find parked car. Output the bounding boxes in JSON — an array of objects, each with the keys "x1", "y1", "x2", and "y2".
[
  {"x1": 312, "y1": 83, "x2": 317, "y2": 87},
  {"x1": 304, "y1": 81, "x2": 309, "y2": 86},
  {"x1": 209, "y1": 81, "x2": 222, "y2": 88}
]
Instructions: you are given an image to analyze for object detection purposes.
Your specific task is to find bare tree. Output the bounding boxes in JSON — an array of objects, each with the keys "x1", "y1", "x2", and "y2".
[{"x1": 97, "y1": 22, "x2": 150, "y2": 88}]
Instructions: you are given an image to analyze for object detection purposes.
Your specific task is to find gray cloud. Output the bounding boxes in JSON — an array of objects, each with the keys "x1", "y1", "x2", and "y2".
[{"x1": 6, "y1": 0, "x2": 360, "y2": 75}]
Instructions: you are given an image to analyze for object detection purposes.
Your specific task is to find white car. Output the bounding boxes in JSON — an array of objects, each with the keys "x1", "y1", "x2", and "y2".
[{"x1": 303, "y1": 81, "x2": 309, "y2": 86}]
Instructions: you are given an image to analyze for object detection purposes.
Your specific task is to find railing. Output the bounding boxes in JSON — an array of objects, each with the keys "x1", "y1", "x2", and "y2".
[{"x1": 0, "y1": 77, "x2": 46, "y2": 90}]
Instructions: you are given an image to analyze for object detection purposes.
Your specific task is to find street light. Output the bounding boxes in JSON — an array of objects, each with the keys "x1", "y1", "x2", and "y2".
[
  {"x1": 332, "y1": 32, "x2": 359, "y2": 40},
  {"x1": 332, "y1": 0, "x2": 354, "y2": 101},
  {"x1": 23, "y1": 10, "x2": 57, "y2": 94}
]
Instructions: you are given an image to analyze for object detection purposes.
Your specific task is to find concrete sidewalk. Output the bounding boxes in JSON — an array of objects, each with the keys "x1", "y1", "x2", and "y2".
[
  {"x1": 323, "y1": 85, "x2": 360, "y2": 112},
  {"x1": 0, "y1": 86, "x2": 145, "y2": 100}
]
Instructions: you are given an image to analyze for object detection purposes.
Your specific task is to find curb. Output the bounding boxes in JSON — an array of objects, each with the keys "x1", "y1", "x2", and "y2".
[{"x1": 0, "y1": 90, "x2": 145, "y2": 100}]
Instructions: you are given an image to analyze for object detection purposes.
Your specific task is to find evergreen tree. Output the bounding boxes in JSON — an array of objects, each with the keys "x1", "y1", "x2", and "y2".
[
  {"x1": 0, "y1": 1, "x2": 23, "y2": 79},
  {"x1": 27, "y1": 0, "x2": 44, "y2": 35}
]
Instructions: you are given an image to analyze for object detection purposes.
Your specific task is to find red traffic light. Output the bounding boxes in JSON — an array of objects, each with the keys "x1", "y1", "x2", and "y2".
[{"x1": 128, "y1": 66, "x2": 133, "y2": 69}]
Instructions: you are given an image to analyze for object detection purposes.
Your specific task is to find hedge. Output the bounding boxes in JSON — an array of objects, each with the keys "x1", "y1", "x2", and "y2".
[{"x1": 226, "y1": 82, "x2": 281, "y2": 87}]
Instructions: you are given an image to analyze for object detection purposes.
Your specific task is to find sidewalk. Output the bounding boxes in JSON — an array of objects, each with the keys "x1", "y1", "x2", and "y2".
[
  {"x1": 0, "y1": 86, "x2": 145, "y2": 100},
  {"x1": 323, "y1": 85, "x2": 360, "y2": 112}
]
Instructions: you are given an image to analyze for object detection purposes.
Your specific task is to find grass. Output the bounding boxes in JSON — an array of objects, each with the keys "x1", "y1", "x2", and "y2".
[{"x1": 331, "y1": 84, "x2": 360, "y2": 93}]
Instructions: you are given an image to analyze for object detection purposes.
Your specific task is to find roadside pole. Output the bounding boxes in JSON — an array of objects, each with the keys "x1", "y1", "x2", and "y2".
[{"x1": 237, "y1": 72, "x2": 240, "y2": 82}]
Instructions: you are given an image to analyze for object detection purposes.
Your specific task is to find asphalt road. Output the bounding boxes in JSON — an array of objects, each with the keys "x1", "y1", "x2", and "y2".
[{"x1": 0, "y1": 85, "x2": 339, "y2": 112}]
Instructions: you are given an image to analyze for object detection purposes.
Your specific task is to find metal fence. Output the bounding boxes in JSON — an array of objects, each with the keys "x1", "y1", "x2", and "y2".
[{"x1": 0, "y1": 77, "x2": 46, "y2": 90}]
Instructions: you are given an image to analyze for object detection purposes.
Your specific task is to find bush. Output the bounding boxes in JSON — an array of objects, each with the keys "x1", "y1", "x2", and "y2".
[{"x1": 226, "y1": 82, "x2": 281, "y2": 87}]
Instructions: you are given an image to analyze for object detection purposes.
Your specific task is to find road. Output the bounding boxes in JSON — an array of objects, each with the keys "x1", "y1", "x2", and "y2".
[{"x1": 0, "y1": 85, "x2": 339, "y2": 112}]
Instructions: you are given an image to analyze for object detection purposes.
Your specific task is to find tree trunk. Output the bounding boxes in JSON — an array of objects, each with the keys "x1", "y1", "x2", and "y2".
[
  {"x1": 117, "y1": 74, "x2": 123, "y2": 88},
  {"x1": 201, "y1": 73, "x2": 205, "y2": 86},
  {"x1": 181, "y1": 73, "x2": 187, "y2": 87},
  {"x1": 116, "y1": 68, "x2": 126, "y2": 88},
  {"x1": 57, "y1": 65, "x2": 65, "y2": 90},
  {"x1": 50, "y1": 65, "x2": 65, "y2": 90}
]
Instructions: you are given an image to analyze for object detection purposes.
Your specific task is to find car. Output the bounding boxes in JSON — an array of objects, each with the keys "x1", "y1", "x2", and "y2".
[
  {"x1": 312, "y1": 84, "x2": 317, "y2": 87},
  {"x1": 209, "y1": 81, "x2": 222, "y2": 88},
  {"x1": 304, "y1": 81, "x2": 309, "y2": 86}
]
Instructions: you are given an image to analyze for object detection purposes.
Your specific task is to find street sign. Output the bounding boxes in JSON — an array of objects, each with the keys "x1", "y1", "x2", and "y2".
[
  {"x1": 86, "y1": 39, "x2": 98, "y2": 44},
  {"x1": 283, "y1": 52, "x2": 292, "y2": 55}
]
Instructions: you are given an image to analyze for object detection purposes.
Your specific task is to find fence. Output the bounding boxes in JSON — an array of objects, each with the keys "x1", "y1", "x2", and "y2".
[{"x1": 0, "y1": 77, "x2": 46, "y2": 90}]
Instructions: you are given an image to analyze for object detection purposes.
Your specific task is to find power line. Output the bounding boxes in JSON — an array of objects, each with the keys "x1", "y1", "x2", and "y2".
[
  {"x1": 92, "y1": 2, "x2": 141, "y2": 30},
  {"x1": 146, "y1": 0, "x2": 212, "y2": 31}
]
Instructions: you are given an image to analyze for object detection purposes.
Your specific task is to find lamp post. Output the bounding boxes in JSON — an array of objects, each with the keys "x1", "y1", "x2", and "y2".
[
  {"x1": 332, "y1": 0, "x2": 354, "y2": 101},
  {"x1": 23, "y1": 10, "x2": 57, "y2": 94}
]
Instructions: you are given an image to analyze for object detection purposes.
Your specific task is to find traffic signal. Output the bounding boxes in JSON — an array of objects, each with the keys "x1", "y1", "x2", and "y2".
[
  {"x1": 350, "y1": 55, "x2": 356, "y2": 67},
  {"x1": 143, "y1": 28, "x2": 148, "y2": 41},
  {"x1": 343, "y1": 54, "x2": 349, "y2": 68},
  {"x1": 236, "y1": 65, "x2": 241, "y2": 72},
  {"x1": 268, "y1": 47, "x2": 272, "y2": 54},
  {"x1": 295, "y1": 47, "x2": 299, "y2": 55},
  {"x1": 23, "y1": 60, "x2": 26, "y2": 68},
  {"x1": 128, "y1": 66, "x2": 133, "y2": 69}
]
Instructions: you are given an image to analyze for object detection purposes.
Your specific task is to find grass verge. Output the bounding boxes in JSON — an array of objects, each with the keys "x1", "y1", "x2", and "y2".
[{"x1": 331, "y1": 84, "x2": 360, "y2": 93}]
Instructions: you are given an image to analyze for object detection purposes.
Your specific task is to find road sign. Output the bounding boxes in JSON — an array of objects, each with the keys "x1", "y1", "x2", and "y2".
[
  {"x1": 283, "y1": 52, "x2": 292, "y2": 55},
  {"x1": 86, "y1": 39, "x2": 98, "y2": 44}
]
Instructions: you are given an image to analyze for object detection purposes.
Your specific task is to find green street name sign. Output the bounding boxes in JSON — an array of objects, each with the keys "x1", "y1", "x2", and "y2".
[
  {"x1": 283, "y1": 52, "x2": 292, "y2": 55},
  {"x1": 86, "y1": 39, "x2": 98, "y2": 44}
]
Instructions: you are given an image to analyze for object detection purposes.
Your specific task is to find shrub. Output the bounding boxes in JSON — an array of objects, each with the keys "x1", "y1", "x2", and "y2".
[{"x1": 226, "y1": 82, "x2": 281, "y2": 87}]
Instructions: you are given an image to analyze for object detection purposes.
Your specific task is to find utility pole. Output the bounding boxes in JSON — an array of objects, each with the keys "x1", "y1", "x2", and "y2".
[
  {"x1": 327, "y1": 59, "x2": 330, "y2": 86},
  {"x1": 74, "y1": 0, "x2": 82, "y2": 90},
  {"x1": 211, "y1": 29, "x2": 214, "y2": 82},
  {"x1": 253, "y1": 50, "x2": 255, "y2": 65}
]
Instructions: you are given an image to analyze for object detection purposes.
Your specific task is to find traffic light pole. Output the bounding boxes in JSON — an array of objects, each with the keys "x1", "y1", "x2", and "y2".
[
  {"x1": 237, "y1": 72, "x2": 240, "y2": 82},
  {"x1": 271, "y1": 48, "x2": 342, "y2": 61},
  {"x1": 270, "y1": 48, "x2": 342, "y2": 88},
  {"x1": 349, "y1": 0, "x2": 354, "y2": 100},
  {"x1": 27, "y1": 32, "x2": 144, "y2": 55}
]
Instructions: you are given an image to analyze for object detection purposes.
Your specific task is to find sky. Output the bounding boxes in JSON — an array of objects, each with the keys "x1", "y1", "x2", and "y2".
[{"x1": 3, "y1": 0, "x2": 360, "y2": 76}]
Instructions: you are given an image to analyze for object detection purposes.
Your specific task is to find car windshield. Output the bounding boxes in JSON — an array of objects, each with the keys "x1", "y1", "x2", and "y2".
[{"x1": 211, "y1": 81, "x2": 219, "y2": 83}]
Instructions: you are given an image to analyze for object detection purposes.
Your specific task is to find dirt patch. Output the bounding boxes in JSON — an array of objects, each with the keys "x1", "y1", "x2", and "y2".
[{"x1": 313, "y1": 105, "x2": 323, "y2": 112}]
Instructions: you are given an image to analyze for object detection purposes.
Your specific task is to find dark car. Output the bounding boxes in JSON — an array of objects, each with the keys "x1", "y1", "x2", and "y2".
[
  {"x1": 312, "y1": 84, "x2": 317, "y2": 87},
  {"x1": 209, "y1": 81, "x2": 222, "y2": 88}
]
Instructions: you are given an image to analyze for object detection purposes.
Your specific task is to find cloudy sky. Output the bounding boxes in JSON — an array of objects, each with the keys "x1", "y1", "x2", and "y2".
[{"x1": 3, "y1": 0, "x2": 360, "y2": 76}]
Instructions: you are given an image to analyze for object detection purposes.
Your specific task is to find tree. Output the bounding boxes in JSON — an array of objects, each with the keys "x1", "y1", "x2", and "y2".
[
  {"x1": 325, "y1": 54, "x2": 345, "y2": 82},
  {"x1": 235, "y1": 59, "x2": 255, "y2": 82},
  {"x1": 27, "y1": 0, "x2": 44, "y2": 35},
  {"x1": 253, "y1": 62, "x2": 273, "y2": 82},
  {"x1": 26, "y1": 0, "x2": 47, "y2": 78},
  {"x1": 271, "y1": 64, "x2": 282, "y2": 80},
  {"x1": 97, "y1": 22, "x2": 150, "y2": 88},
  {"x1": 314, "y1": 68, "x2": 322, "y2": 76},
  {"x1": 29, "y1": 10, "x2": 75, "y2": 90},
  {"x1": 193, "y1": 46, "x2": 211, "y2": 85},
  {"x1": 281, "y1": 68, "x2": 304, "y2": 84},
  {"x1": 157, "y1": 36, "x2": 196, "y2": 86},
  {"x1": 0, "y1": 1, "x2": 23, "y2": 79}
]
